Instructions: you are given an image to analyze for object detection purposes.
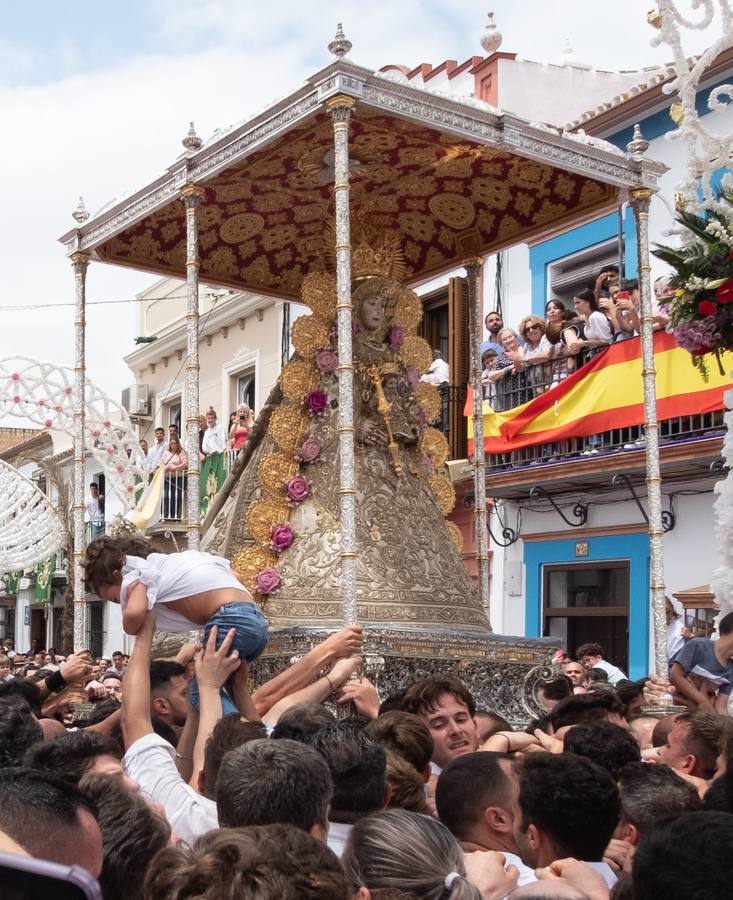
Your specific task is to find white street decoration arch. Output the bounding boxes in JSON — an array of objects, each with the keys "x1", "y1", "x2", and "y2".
[
  {"x1": 0, "y1": 357, "x2": 144, "y2": 508},
  {"x1": 0, "y1": 459, "x2": 64, "y2": 575}
]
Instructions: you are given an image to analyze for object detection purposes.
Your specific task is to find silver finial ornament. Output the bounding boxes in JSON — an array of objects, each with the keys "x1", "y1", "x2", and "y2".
[
  {"x1": 328, "y1": 23, "x2": 352, "y2": 58},
  {"x1": 480, "y1": 12, "x2": 503, "y2": 53},
  {"x1": 72, "y1": 197, "x2": 89, "y2": 223},
  {"x1": 182, "y1": 121, "x2": 203, "y2": 151},
  {"x1": 627, "y1": 123, "x2": 650, "y2": 158}
]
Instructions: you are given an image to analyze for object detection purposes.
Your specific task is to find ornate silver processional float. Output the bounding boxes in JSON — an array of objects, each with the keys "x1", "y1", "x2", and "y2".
[{"x1": 59, "y1": 29, "x2": 665, "y2": 723}]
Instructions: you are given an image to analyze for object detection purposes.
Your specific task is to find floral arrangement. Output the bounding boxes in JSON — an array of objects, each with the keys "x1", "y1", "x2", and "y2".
[{"x1": 653, "y1": 193, "x2": 733, "y2": 376}]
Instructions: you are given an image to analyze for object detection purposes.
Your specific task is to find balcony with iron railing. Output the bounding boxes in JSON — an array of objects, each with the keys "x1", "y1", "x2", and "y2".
[{"x1": 471, "y1": 335, "x2": 728, "y2": 501}]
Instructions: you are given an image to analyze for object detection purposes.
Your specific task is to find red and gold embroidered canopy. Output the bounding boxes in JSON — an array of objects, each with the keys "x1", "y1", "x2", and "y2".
[{"x1": 92, "y1": 106, "x2": 617, "y2": 299}]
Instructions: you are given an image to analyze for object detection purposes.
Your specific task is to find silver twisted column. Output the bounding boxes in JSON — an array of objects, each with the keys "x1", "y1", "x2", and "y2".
[
  {"x1": 631, "y1": 187, "x2": 668, "y2": 678},
  {"x1": 327, "y1": 96, "x2": 357, "y2": 625},
  {"x1": 465, "y1": 259, "x2": 492, "y2": 624},
  {"x1": 181, "y1": 184, "x2": 204, "y2": 551},
  {"x1": 71, "y1": 251, "x2": 90, "y2": 650}
]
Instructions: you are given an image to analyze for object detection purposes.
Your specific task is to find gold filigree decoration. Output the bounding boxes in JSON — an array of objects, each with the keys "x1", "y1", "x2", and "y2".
[
  {"x1": 280, "y1": 359, "x2": 319, "y2": 403},
  {"x1": 258, "y1": 452, "x2": 299, "y2": 499},
  {"x1": 219, "y1": 213, "x2": 265, "y2": 244},
  {"x1": 392, "y1": 288, "x2": 423, "y2": 332},
  {"x1": 246, "y1": 499, "x2": 291, "y2": 546},
  {"x1": 415, "y1": 382, "x2": 441, "y2": 421},
  {"x1": 428, "y1": 473, "x2": 456, "y2": 515},
  {"x1": 420, "y1": 428, "x2": 450, "y2": 469},
  {"x1": 399, "y1": 335, "x2": 433, "y2": 374},
  {"x1": 428, "y1": 193, "x2": 476, "y2": 230},
  {"x1": 269, "y1": 405, "x2": 311, "y2": 453},
  {"x1": 445, "y1": 521, "x2": 464, "y2": 555},
  {"x1": 291, "y1": 315, "x2": 332, "y2": 358},
  {"x1": 232, "y1": 546, "x2": 279, "y2": 592},
  {"x1": 301, "y1": 272, "x2": 337, "y2": 321}
]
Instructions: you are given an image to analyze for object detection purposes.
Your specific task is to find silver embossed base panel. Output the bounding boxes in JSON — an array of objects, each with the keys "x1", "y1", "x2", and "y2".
[{"x1": 251, "y1": 626, "x2": 559, "y2": 729}]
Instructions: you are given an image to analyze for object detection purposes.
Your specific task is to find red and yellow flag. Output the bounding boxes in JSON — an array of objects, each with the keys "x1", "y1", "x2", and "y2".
[{"x1": 467, "y1": 331, "x2": 732, "y2": 454}]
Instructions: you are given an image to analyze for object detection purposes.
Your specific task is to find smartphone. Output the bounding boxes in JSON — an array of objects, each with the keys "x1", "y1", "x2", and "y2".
[
  {"x1": 0, "y1": 853, "x2": 102, "y2": 900},
  {"x1": 239, "y1": 416, "x2": 246, "y2": 423}
]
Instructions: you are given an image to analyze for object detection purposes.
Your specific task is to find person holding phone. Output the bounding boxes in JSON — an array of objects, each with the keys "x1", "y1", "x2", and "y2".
[
  {"x1": 563, "y1": 289, "x2": 613, "y2": 357},
  {"x1": 229, "y1": 403, "x2": 254, "y2": 451}
]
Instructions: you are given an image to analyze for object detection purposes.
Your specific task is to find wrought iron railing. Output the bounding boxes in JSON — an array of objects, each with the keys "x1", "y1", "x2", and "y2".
[
  {"x1": 437, "y1": 384, "x2": 468, "y2": 461},
  {"x1": 482, "y1": 348, "x2": 725, "y2": 470}
]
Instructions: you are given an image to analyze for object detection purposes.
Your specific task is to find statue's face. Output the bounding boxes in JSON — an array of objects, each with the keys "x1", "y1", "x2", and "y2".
[{"x1": 358, "y1": 292, "x2": 387, "y2": 332}]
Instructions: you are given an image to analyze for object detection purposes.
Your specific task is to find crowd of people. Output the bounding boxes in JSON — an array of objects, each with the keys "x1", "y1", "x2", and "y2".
[
  {"x1": 479, "y1": 269, "x2": 671, "y2": 413},
  {"x1": 1, "y1": 538, "x2": 732, "y2": 899}
]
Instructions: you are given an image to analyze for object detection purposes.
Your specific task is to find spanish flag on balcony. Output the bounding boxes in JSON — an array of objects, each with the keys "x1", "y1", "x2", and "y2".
[{"x1": 467, "y1": 331, "x2": 732, "y2": 454}]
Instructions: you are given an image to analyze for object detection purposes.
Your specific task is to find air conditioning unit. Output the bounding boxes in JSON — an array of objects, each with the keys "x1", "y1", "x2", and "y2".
[{"x1": 121, "y1": 384, "x2": 151, "y2": 417}]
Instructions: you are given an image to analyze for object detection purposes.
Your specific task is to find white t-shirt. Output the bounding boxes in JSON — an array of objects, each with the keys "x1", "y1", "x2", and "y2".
[
  {"x1": 327, "y1": 821, "x2": 353, "y2": 858},
  {"x1": 421, "y1": 358, "x2": 449, "y2": 385},
  {"x1": 593, "y1": 658, "x2": 627, "y2": 686},
  {"x1": 201, "y1": 424, "x2": 229, "y2": 455},
  {"x1": 85, "y1": 495, "x2": 104, "y2": 524},
  {"x1": 148, "y1": 440, "x2": 167, "y2": 469},
  {"x1": 120, "y1": 551, "x2": 250, "y2": 632},
  {"x1": 667, "y1": 618, "x2": 686, "y2": 660},
  {"x1": 584, "y1": 311, "x2": 613, "y2": 344},
  {"x1": 123, "y1": 732, "x2": 218, "y2": 845}
]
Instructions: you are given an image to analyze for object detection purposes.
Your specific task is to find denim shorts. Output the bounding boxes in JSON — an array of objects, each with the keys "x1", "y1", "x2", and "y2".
[{"x1": 204, "y1": 601, "x2": 269, "y2": 662}]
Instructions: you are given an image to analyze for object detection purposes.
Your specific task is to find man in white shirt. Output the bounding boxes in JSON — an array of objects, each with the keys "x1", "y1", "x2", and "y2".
[
  {"x1": 512, "y1": 753, "x2": 620, "y2": 890},
  {"x1": 576, "y1": 642, "x2": 627, "y2": 686},
  {"x1": 84, "y1": 483, "x2": 105, "y2": 539},
  {"x1": 436, "y1": 752, "x2": 537, "y2": 888},
  {"x1": 201, "y1": 408, "x2": 229, "y2": 455},
  {"x1": 147, "y1": 427, "x2": 167, "y2": 470}
]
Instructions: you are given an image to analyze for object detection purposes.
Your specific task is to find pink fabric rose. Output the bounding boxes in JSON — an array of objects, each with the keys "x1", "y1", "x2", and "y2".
[
  {"x1": 405, "y1": 368, "x2": 419, "y2": 389},
  {"x1": 299, "y1": 436, "x2": 321, "y2": 463},
  {"x1": 420, "y1": 454, "x2": 434, "y2": 475},
  {"x1": 315, "y1": 349, "x2": 338, "y2": 373},
  {"x1": 287, "y1": 476, "x2": 311, "y2": 503},
  {"x1": 255, "y1": 567, "x2": 281, "y2": 595},
  {"x1": 271, "y1": 524, "x2": 294, "y2": 551},
  {"x1": 387, "y1": 327, "x2": 405, "y2": 349},
  {"x1": 306, "y1": 391, "x2": 328, "y2": 414}
]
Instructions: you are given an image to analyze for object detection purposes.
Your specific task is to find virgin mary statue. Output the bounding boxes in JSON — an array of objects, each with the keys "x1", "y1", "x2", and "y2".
[{"x1": 203, "y1": 236, "x2": 491, "y2": 636}]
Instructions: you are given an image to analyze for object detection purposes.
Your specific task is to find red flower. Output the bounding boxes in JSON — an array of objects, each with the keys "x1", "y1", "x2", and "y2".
[
  {"x1": 698, "y1": 300, "x2": 717, "y2": 316},
  {"x1": 716, "y1": 278, "x2": 733, "y2": 304}
]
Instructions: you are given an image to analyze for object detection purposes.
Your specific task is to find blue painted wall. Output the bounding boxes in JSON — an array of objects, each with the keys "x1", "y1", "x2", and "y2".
[
  {"x1": 528, "y1": 210, "x2": 636, "y2": 316},
  {"x1": 523, "y1": 533, "x2": 650, "y2": 679}
]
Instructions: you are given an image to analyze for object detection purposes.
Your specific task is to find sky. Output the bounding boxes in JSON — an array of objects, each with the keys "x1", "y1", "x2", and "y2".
[{"x1": 0, "y1": 0, "x2": 716, "y2": 407}]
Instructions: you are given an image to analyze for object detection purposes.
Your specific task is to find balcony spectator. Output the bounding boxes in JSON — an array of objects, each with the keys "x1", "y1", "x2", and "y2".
[
  {"x1": 162, "y1": 437, "x2": 188, "y2": 520},
  {"x1": 147, "y1": 427, "x2": 166, "y2": 470},
  {"x1": 564, "y1": 289, "x2": 613, "y2": 357},
  {"x1": 197, "y1": 414, "x2": 207, "y2": 457},
  {"x1": 518, "y1": 316, "x2": 553, "y2": 396},
  {"x1": 230, "y1": 404, "x2": 254, "y2": 451},
  {"x1": 481, "y1": 348, "x2": 498, "y2": 403},
  {"x1": 481, "y1": 310, "x2": 505, "y2": 356},
  {"x1": 483, "y1": 329, "x2": 532, "y2": 412},
  {"x1": 168, "y1": 424, "x2": 178, "y2": 443},
  {"x1": 137, "y1": 439, "x2": 149, "y2": 472},
  {"x1": 420, "y1": 350, "x2": 449, "y2": 386},
  {"x1": 201, "y1": 408, "x2": 229, "y2": 456},
  {"x1": 593, "y1": 266, "x2": 620, "y2": 301},
  {"x1": 85, "y1": 482, "x2": 105, "y2": 540},
  {"x1": 614, "y1": 279, "x2": 641, "y2": 341}
]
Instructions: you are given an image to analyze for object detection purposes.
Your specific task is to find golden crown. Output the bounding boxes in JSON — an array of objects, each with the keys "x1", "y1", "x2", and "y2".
[{"x1": 325, "y1": 219, "x2": 407, "y2": 284}]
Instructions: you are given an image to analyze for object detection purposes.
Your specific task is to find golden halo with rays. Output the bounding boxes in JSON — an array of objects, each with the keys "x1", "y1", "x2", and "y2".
[
  {"x1": 399, "y1": 335, "x2": 433, "y2": 374},
  {"x1": 415, "y1": 382, "x2": 441, "y2": 421},
  {"x1": 269, "y1": 405, "x2": 311, "y2": 453},
  {"x1": 232, "y1": 545, "x2": 279, "y2": 593},
  {"x1": 392, "y1": 287, "x2": 423, "y2": 332},
  {"x1": 427, "y1": 473, "x2": 456, "y2": 515},
  {"x1": 300, "y1": 272, "x2": 337, "y2": 321},
  {"x1": 280, "y1": 359, "x2": 319, "y2": 403},
  {"x1": 419, "y1": 427, "x2": 450, "y2": 469},
  {"x1": 445, "y1": 520, "x2": 464, "y2": 555},
  {"x1": 291, "y1": 315, "x2": 332, "y2": 359},
  {"x1": 258, "y1": 452, "x2": 300, "y2": 499},
  {"x1": 246, "y1": 499, "x2": 292, "y2": 547}
]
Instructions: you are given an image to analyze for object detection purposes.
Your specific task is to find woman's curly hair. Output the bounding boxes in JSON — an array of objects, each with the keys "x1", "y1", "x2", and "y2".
[{"x1": 83, "y1": 534, "x2": 153, "y2": 593}]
